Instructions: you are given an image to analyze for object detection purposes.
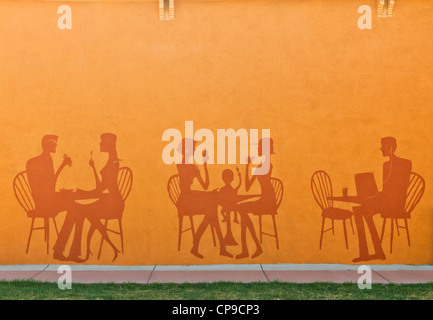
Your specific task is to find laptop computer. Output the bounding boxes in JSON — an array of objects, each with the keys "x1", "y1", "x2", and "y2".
[{"x1": 354, "y1": 172, "x2": 378, "y2": 198}]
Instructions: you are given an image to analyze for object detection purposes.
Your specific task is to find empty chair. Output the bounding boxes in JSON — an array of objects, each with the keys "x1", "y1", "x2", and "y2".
[
  {"x1": 380, "y1": 172, "x2": 425, "y2": 253},
  {"x1": 311, "y1": 170, "x2": 354, "y2": 249}
]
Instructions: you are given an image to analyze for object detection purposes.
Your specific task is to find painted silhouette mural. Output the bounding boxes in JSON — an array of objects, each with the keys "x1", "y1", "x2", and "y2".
[
  {"x1": 312, "y1": 137, "x2": 424, "y2": 262},
  {"x1": 168, "y1": 137, "x2": 283, "y2": 260},
  {"x1": 219, "y1": 167, "x2": 242, "y2": 246},
  {"x1": 175, "y1": 138, "x2": 231, "y2": 259},
  {"x1": 14, "y1": 133, "x2": 132, "y2": 262}
]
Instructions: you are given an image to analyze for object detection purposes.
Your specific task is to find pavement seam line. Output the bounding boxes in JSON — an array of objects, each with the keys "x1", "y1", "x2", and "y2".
[
  {"x1": 260, "y1": 264, "x2": 270, "y2": 283},
  {"x1": 146, "y1": 265, "x2": 156, "y2": 284},
  {"x1": 31, "y1": 264, "x2": 50, "y2": 280},
  {"x1": 372, "y1": 269, "x2": 393, "y2": 284}
]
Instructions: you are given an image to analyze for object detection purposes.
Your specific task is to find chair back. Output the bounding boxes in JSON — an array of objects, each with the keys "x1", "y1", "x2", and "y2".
[
  {"x1": 271, "y1": 177, "x2": 284, "y2": 209},
  {"x1": 167, "y1": 174, "x2": 181, "y2": 206},
  {"x1": 117, "y1": 167, "x2": 133, "y2": 201},
  {"x1": 311, "y1": 170, "x2": 333, "y2": 210},
  {"x1": 405, "y1": 172, "x2": 425, "y2": 216},
  {"x1": 13, "y1": 171, "x2": 35, "y2": 214}
]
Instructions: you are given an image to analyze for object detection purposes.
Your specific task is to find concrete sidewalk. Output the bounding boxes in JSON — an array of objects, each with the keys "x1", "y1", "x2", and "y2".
[{"x1": 1, "y1": 264, "x2": 433, "y2": 284}]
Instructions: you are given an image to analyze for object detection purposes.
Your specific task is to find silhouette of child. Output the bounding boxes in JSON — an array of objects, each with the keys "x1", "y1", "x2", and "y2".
[{"x1": 218, "y1": 167, "x2": 241, "y2": 224}]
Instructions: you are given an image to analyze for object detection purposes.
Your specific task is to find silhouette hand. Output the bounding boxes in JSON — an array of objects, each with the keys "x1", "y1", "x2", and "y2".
[
  {"x1": 63, "y1": 154, "x2": 72, "y2": 167},
  {"x1": 202, "y1": 150, "x2": 209, "y2": 163}
]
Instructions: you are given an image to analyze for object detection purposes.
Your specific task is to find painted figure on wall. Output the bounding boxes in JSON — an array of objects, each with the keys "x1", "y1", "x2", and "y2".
[
  {"x1": 176, "y1": 138, "x2": 232, "y2": 259},
  {"x1": 61, "y1": 133, "x2": 125, "y2": 262},
  {"x1": 168, "y1": 137, "x2": 283, "y2": 260},
  {"x1": 236, "y1": 138, "x2": 278, "y2": 259},
  {"x1": 313, "y1": 137, "x2": 420, "y2": 262},
  {"x1": 26, "y1": 135, "x2": 84, "y2": 261},
  {"x1": 351, "y1": 137, "x2": 412, "y2": 262},
  {"x1": 15, "y1": 133, "x2": 132, "y2": 262}
]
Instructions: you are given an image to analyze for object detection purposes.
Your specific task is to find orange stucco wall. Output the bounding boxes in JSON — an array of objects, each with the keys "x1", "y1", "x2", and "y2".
[{"x1": 0, "y1": 0, "x2": 433, "y2": 265}]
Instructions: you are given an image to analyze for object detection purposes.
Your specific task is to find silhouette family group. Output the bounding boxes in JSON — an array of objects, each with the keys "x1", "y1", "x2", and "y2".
[
  {"x1": 15, "y1": 133, "x2": 131, "y2": 262},
  {"x1": 168, "y1": 137, "x2": 283, "y2": 260}
]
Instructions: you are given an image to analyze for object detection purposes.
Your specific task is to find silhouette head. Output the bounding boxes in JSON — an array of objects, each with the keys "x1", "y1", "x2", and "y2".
[
  {"x1": 177, "y1": 138, "x2": 197, "y2": 162},
  {"x1": 100, "y1": 133, "x2": 117, "y2": 153},
  {"x1": 41, "y1": 135, "x2": 58, "y2": 154},
  {"x1": 222, "y1": 169, "x2": 234, "y2": 185},
  {"x1": 380, "y1": 137, "x2": 397, "y2": 157},
  {"x1": 258, "y1": 138, "x2": 275, "y2": 156}
]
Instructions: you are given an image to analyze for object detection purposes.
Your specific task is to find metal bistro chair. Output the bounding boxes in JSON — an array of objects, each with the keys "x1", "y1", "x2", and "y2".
[
  {"x1": 380, "y1": 172, "x2": 425, "y2": 253},
  {"x1": 13, "y1": 171, "x2": 60, "y2": 254},
  {"x1": 98, "y1": 166, "x2": 133, "y2": 259},
  {"x1": 257, "y1": 177, "x2": 284, "y2": 249},
  {"x1": 311, "y1": 170, "x2": 355, "y2": 250}
]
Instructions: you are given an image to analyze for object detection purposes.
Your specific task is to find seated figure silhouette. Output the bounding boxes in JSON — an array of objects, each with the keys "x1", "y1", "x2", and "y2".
[
  {"x1": 26, "y1": 135, "x2": 84, "y2": 261},
  {"x1": 236, "y1": 138, "x2": 278, "y2": 259},
  {"x1": 63, "y1": 133, "x2": 124, "y2": 262},
  {"x1": 219, "y1": 168, "x2": 241, "y2": 224},
  {"x1": 176, "y1": 138, "x2": 232, "y2": 259},
  {"x1": 352, "y1": 137, "x2": 412, "y2": 262}
]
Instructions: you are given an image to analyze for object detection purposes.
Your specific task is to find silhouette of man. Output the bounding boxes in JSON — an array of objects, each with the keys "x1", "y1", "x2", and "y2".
[
  {"x1": 26, "y1": 135, "x2": 84, "y2": 261},
  {"x1": 26, "y1": 135, "x2": 72, "y2": 215},
  {"x1": 352, "y1": 137, "x2": 412, "y2": 262}
]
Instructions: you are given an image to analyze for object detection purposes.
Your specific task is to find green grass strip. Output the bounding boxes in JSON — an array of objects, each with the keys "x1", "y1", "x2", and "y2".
[{"x1": 1, "y1": 280, "x2": 433, "y2": 300}]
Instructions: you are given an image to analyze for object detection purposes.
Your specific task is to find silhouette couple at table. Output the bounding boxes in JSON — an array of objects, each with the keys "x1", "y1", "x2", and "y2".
[
  {"x1": 25, "y1": 133, "x2": 124, "y2": 262},
  {"x1": 175, "y1": 138, "x2": 278, "y2": 260}
]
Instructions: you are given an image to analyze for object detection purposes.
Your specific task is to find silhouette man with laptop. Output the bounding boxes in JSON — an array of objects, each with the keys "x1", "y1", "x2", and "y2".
[{"x1": 351, "y1": 137, "x2": 412, "y2": 262}]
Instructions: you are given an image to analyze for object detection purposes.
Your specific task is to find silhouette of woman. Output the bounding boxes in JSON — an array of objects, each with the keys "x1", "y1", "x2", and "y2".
[
  {"x1": 176, "y1": 138, "x2": 231, "y2": 259},
  {"x1": 236, "y1": 138, "x2": 277, "y2": 259},
  {"x1": 72, "y1": 133, "x2": 123, "y2": 262}
]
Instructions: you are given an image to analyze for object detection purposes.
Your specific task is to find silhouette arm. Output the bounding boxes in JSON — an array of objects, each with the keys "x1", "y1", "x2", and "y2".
[
  {"x1": 88, "y1": 158, "x2": 103, "y2": 190},
  {"x1": 91, "y1": 166, "x2": 103, "y2": 190},
  {"x1": 196, "y1": 163, "x2": 210, "y2": 190},
  {"x1": 55, "y1": 155, "x2": 72, "y2": 183},
  {"x1": 54, "y1": 163, "x2": 67, "y2": 182},
  {"x1": 74, "y1": 172, "x2": 107, "y2": 198},
  {"x1": 235, "y1": 170, "x2": 242, "y2": 192},
  {"x1": 245, "y1": 163, "x2": 257, "y2": 192}
]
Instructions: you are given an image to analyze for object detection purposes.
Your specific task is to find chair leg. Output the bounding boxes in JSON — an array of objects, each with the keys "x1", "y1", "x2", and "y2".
[
  {"x1": 178, "y1": 216, "x2": 183, "y2": 251},
  {"x1": 380, "y1": 218, "x2": 387, "y2": 242},
  {"x1": 98, "y1": 220, "x2": 109, "y2": 259},
  {"x1": 343, "y1": 220, "x2": 348, "y2": 250},
  {"x1": 395, "y1": 219, "x2": 400, "y2": 236},
  {"x1": 405, "y1": 219, "x2": 411, "y2": 246},
  {"x1": 52, "y1": 217, "x2": 59, "y2": 236},
  {"x1": 44, "y1": 218, "x2": 50, "y2": 254},
  {"x1": 26, "y1": 218, "x2": 35, "y2": 254},
  {"x1": 118, "y1": 219, "x2": 124, "y2": 253},
  {"x1": 272, "y1": 215, "x2": 279, "y2": 250},
  {"x1": 350, "y1": 216, "x2": 355, "y2": 235},
  {"x1": 259, "y1": 215, "x2": 263, "y2": 244},
  {"x1": 332, "y1": 219, "x2": 335, "y2": 235},
  {"x1": 319, "y1": 217, "x2": 325, "y2": 249},
  {"x1": 390, "y1": 219, "x2": 394, "y2": 254}
]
